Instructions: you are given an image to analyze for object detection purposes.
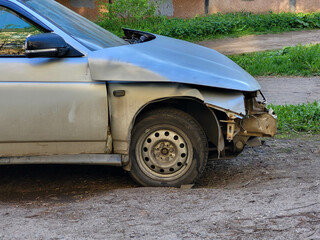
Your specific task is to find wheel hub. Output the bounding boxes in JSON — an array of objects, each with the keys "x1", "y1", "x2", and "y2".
[
  {"x1": 139, "y1": 129, "x2": 190, "y2": 177},
  {"x1": 154, "y1": 141, "x2": 176, "y2": 161},
  {"x1": 161, "y1": 148, "x2": 168, "y2": 155}
]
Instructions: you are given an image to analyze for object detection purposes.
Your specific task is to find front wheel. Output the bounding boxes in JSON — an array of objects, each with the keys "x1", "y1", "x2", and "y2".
[{"x1": 129, "y1": 108, "x2": 208, "y2": 187}]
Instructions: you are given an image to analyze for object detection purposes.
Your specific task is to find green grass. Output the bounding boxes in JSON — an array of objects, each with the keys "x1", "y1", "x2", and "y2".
[
  {"x1": 97, "y1": 12, "x2": 320, "y2": 41},
  {"x1": 269, "y1": 102, "x2": 320, "y2": 135},
  {"x1": 229, "y1": 44, "x2": 320, "y2": 76}
]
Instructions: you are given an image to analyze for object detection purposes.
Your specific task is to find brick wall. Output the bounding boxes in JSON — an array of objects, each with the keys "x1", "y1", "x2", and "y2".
[
  {"x1": 296, "y1": 0, "x2": 320, "y2": 12},
  {"x1": 57, "y1": 0, "x2": 320, "y2": 20},
  {"x1": 208, "y1": 0, "x2": 291, "y2": 14},
  {"x1": 56, "y1": 0, "x2": 100, "y2": 20},
  {"x1": 172, "y1": 0, "x2": 205, "y2": 18}
]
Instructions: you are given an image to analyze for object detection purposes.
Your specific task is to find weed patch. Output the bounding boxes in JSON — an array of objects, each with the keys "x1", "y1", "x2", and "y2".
[
  {"x1": 230, "y1": 44, "x2": 320, "y2": 76},
  {"x1": 97, "y1": 11, "x2": 320, "y2": 41},
  {"x1": 269, "y1": 102, "x2": 320, "y2": 135}
]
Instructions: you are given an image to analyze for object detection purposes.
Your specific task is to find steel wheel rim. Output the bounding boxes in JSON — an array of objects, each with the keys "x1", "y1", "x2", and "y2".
[{"x1": 135, "y1": 125, "x2": 193, "y2": 181}]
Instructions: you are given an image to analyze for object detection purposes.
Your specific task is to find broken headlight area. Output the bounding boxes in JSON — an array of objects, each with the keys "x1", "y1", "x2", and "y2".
[
  {"x1": 238, "y1": 91, "x2": 277, "y2": 137},
  {"x1": 209, "y1": 91, "x2": 277, "y2": 157}
]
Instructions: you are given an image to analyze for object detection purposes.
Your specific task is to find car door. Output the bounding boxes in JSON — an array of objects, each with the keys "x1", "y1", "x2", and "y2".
[{"x1": 0, "y1": 5, "x2": 109, "y2": 157}]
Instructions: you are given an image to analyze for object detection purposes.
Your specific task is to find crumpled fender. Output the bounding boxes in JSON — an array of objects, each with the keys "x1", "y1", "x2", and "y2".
[
  {"x1": 88, "y1": 34, "x2": 261, "y2": 92},
  {"x1": 200, "y1": 88, "x2": 246, "y2": 116},
  {"x1": 108, "y1": 83, "x2": 246, "y2": 155}
]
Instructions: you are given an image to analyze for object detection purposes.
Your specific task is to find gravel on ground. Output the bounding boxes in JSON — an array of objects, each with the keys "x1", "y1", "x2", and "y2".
[{"x1": 0, "y1": 136, "x2": 319, "y2": 239}]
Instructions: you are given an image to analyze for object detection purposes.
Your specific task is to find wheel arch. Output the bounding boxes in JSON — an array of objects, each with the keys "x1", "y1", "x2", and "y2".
[
  {"x1": 108, "y1": 83, "x2": 225, "y2": 168},
  {"x1": 123, "y1": 97, "x2": 223, "y2": 171}
]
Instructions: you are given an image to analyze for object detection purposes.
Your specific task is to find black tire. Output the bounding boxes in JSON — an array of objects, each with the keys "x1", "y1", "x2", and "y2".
[{"x1": 129, "y1": 108, "x2": 208, "y2": 187}]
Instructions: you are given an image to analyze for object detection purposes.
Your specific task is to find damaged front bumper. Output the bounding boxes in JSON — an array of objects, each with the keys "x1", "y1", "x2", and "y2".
[
  {"x1": 239, "y1": 91, "x2": 277, "y2": 138},
  {"x1": 222, "y1": 96, "x2": 277, "y2": 141},
  {"x1": 237, "y1": 109, "x2": 277, "y2": 138},
  {"x1": 204, "y1": 90, "x2": 277, "y2": 155}
]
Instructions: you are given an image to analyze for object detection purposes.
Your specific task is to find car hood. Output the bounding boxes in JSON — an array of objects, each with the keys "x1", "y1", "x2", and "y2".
[{"x1": 88, "y1": 34, "x2": 260, "y2": 92}]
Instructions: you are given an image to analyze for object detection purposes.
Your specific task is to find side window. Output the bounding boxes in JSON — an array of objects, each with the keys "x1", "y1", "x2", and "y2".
[{"x1": 0, "y1": 6, "x2": 43, "y2": 56}]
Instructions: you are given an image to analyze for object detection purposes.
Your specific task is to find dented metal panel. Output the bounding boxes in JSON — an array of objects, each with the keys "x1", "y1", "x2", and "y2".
[
  {"x1": 108, "y1": 83, "x2": 203, "y2": 154},
  {"x1": 88, "y1": 34, "x2": 261, "y2": 92},
  {"x1": 0, "y1": 82, "x2": 108, "y2": 142},
  {"x1": 0, "y1": 82, "x2": 109, "y2": 156},
  {"x1": 200, "y1": 89, "x2": 246, "y2": 116},
  {"x1": 238, "y1": 112, "x2": 277, "y2": 138},
  {"x1": 108, "y1": 83, "x2": 254, "y2": 154}
]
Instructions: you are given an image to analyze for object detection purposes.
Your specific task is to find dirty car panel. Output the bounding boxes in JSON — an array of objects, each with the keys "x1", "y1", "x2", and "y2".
[
  {"x1": 0, "y1": 82, "x2": 109, "y2": 156},
  {"x1": 0, "y1": 0, "x2": 277, "y2": 187}
]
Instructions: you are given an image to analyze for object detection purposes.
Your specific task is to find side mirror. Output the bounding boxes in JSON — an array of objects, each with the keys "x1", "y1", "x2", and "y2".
[{"x1": 25, "y1": 33, "x2": 69, "y2": 58}]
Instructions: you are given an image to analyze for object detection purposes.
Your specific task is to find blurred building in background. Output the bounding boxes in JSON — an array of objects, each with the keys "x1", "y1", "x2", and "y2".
[{"x1": 57, "y1": 0, "x2": 320, "y2": 20}]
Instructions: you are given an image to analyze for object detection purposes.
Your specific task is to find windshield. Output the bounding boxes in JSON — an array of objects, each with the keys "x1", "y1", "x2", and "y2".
[{"x1": 19, "y1": 0, "x2": 128, "y2": 50}]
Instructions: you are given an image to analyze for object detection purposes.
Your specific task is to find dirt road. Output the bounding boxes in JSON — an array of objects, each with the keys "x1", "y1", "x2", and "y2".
[
  {"x1": 258, "y1": 76, "x2": 320, "y2": 105},
  {"x1": 0, "y1": 136, "x2": 319, "y2": 239},
  {"x1": 197, "y1": 30, "x2": 320, "y2": 55}
]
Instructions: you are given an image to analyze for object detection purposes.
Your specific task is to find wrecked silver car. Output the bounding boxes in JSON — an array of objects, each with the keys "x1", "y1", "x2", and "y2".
[{"x1": 0, "y1": 0, "x2": 276, "y2": 186}]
